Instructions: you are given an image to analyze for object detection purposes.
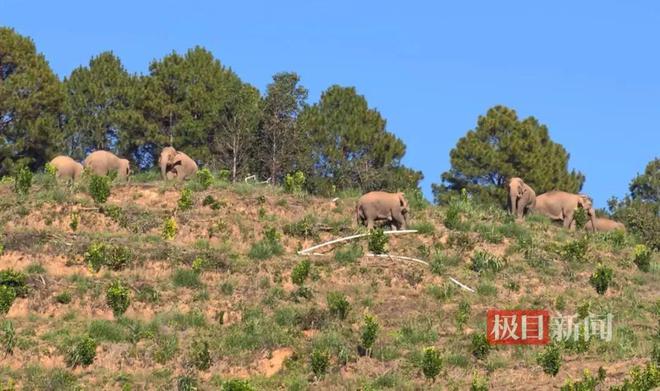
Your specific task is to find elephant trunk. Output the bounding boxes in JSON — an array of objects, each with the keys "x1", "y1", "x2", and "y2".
[
  {"x1": 589, "y1": 208, "x2": 597, "y2": 233},
  {"x1": 508, "y1": 189, "x2": 517, "y2": 215}
]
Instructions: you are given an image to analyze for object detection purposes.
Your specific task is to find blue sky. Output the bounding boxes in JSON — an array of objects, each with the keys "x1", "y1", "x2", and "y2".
[{"x1": 4, "y1": 1, "x2": 659, "y2": 207}]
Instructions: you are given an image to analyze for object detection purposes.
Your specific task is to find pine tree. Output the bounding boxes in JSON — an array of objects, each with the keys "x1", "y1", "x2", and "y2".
[
  {"x1": 433, "y1": 105, "x2": 585, "y2": 205},
  {"x1": 0, "y1": 27, "x2": 65, "y2": 175}
]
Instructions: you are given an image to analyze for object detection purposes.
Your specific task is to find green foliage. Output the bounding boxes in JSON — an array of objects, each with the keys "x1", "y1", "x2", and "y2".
[
  {"x1": 589, "y1": 263, "x2": 613, "y2": 295},
  {"x1": 573, "y1": 207, "x2": 588, "y2": 230},
  {"x1": 172, "y1": 268, "x2": 203, "y2": 289},
  {"x1": 562, "y1": 237, "x2": 589, "y2": 262},
  {"x1": 367, "y1": 228, "x2": 388, "y2": 254},
  {"x1": 361, "y1": 314, "x2": 379, "y2": 354},
  {"x1": 284, "y1": 171, "x2": 305, "y2": 193},
  {"x1": 470, "y1": 373, "x2": 489, "y2": 391},
  {"x1": 106, "y1": 280, "x2": 131, "y2": 317},
  {"x1": 189, "y1": 338, "x2": 212, "y2": 371},
  {"x1": 310, "y1": 348, "x2": 330, "y2": 378},
  {"x1": 84, "y1": 242, "x2": 106, "y2": 272},
  {"x1": 88, "y1": 174, "x2": 111, "y2": 203},
  {"x1": 471, "y1": 333, "x2": 491, "y2": 360},
  {"x1": 609, "y1": 362, "x2": 659, "y2": 391},
  {"x1": 455, "y1": 300, "x2": 471, "y2": 330},
  {"x1": 471, "y1": 251, "x2": 504, "y2": 274},
  {"x1": 195, "y1": 168, "x2": 213, "y2": 190},
  {"x1": 0, "y1": 286, "x2": 17, "y2": 315},
  {"x1": 55, "y1": 291, "x2": 72, "y2": 304},
  {"x1": 84, "y1": 243, "x2": 131, "y2": 272},
  {"x1": 327, "y1": 292, "x2": 350, "y2": 320},
  {"x1": 65, "y1": 336, "x2": 97, "y2": 368},
  {"x1": 433, "y1": 105, "x2": 585, "y2": 205},
  {"x1": 1, "y1": 321, "x2": 16, "y2": 356},
  {"x1": 283, "y1": 215, "x2": 318, "y2": 239},
  {"x1": 162, "y1": 217, "x2": 178, "y2": 240},
  {"x1": 0, "y1": 270, "x2": 28, "y2": 297},
  {"x1": 69, "y1": 212, "x2": 79, "y2": 232},
  {"x1": 537, "y1": 342, "x2": 562, "y2": 376},
  {"x1": 13, "y1": 167, "x2": 33, "y2": 197},
  {"x1": 563, "y1": 323, "x2": 592, "y2": 354},
  {"x1": 44, "y1": 162, "x2": 57, "y2": 177},
  {"x1": 222, "y1": 379, "x2": 255, "y2": 391},
  {"x1": 248, "y1": 228, "x2": 284, "y2": 260},
  {"x1": 633, "y1": 244, "x2": 652, "y2": 272},
  {"x1": 202, "y1": 195, "x2": 223, "y2": 210},
  {"x1": 420, "y1": 347, "x2": 443, "y2": 382},
  {"x1": 334, "y1": 244, "x2": 363, "y2": 264},
  {"x1": 177, "y1": 375, "x2": 198, "y2": 391},
  {"x1": 178, "y1": 188, "x2": 194, "y2": 210},
  {"x1": 291, "y1": 260, "x2": 311, "y2": 286},
  {"x1": 411, "y1": 220, "x2": 435, "y2": 234}
]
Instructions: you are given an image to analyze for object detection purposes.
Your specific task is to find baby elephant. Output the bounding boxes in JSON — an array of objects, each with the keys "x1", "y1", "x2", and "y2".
[
  {"x1": 356, "y1": 191, "x2": 409, "y2": 230},
  {"x1": 49, "y1": 155, "x2": 84, "y2": 181},
  {"x1": 585, "y1": 217, "x2": 625, "y2": 232},
  {"x1": 167, "y1": 151, "x2": 198, "y2": 181},
  {"x1": 83, "y1": 150, "x2": 130, "y2": 178}
]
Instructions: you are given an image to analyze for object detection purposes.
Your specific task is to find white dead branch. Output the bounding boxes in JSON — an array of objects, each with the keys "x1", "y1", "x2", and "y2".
[
  {"x1": 448, "y1": 277, "x2": 475, "y2": 293},
  {"x1": 365, "y1": 253, "x2": 429, "y2": 266},
  {"x1": 244, "y1": 175, "x2": 257, "y2": 183},
  {"x1": 297, "y1": 230, "x2": 418, "y2": 255}
]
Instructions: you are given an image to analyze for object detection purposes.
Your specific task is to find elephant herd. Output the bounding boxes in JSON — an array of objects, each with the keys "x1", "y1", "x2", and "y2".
[
  {"x1": 507, "y1": 177, "x2": 625, "y2": 233},
  {"x1": 48, "y1": 147, "x2": 198, "y2": 182}
]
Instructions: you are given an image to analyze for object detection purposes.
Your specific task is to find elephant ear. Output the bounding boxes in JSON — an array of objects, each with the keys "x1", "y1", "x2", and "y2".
[{"x1": 398, "y1": 192, "x2": 409, "y2": 212}]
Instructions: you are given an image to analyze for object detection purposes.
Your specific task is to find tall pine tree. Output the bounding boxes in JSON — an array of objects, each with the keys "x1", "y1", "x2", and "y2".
[
  {"x1": 433, "y1": 105, "x2": 585, "y2": 205},
  {"x1": 0, "y1": 27, "x2": 64, "y2": 174}
]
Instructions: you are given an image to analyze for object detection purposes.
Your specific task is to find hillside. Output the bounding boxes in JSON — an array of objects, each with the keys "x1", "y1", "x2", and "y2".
[{"x1": 0, "y1": 174, "x2": 657, "y2": 390}]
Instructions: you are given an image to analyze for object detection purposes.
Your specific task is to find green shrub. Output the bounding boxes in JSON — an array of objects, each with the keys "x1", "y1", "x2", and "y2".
[
  {"x1": 537, "y1": 342, "x2": 562, "y2": 376},
  {"x1": 0, "y1": 269, "x2": 28, "y2": 297},
  {"x1": 470, "y1": 332, "x2": 490, "y2": 359},
  {"x1": 222, "y1": 379, "x2": 255, "y2": 391},
  {"x1": 65, "y1": 336, "x2": 97, "y2": 368},
  {"x1": 361, "y1": 314, "x2": 379, "y2": 355},
  {"x1": 106, "y1": 245, "x2": 131, "y2": 271},
  {"x1": 367, "y1": 228, "x2": 388, "y2": 254},
  {"x1": 421, "y1": 347, "x2": 443, "y2": 382},
  {"x1": 471, "y1": 251, "x2": 504, "y2": 274},
  {"x1": 202, "y1": 195, "x2": 223, "y2": 210},
  {"x1": 0, "y1": 286, "x2": 16, "y2": 315},
  {"x1": 633, "y1": 244, "x2": 652, "y2": 272},
  {"x1": 589, "y1": 263, "x2": 613, "y2": 295},
  {"x1": 195, "y1": 168, "x2": 214, "y2": 190},
  {"x1": 217, "y1": 169, "x2": 231, "y2": 182},
  {"x1": 609, "y1": 362, "x2": 659, "y2": 391},
  {"x1": 106, "y1": 280, "x2": 131, "y2": 317},
  {"x1": 310, "y1": 348, "x2": 329, "y2": 378},
  {"x1": 1, "y1": 321, "x2": 15, "y2": 356},
  {"x1": 189, "y1": 338, "x2": 212, "y2": 371},
  {"x1": 562, "y1": 237, "x2": 589, "y2": 262},
  {"x1": 88, "y1": 174, "x2": 111, "y2": 203},
  {"x1": 55, "y1": 291, "x2": 72, "y2": 304},
  {"x1": 455, "y1": 300, "x2": 471, "y2": 330},
  {"x1": 411, "y1": 220, "x2": 435, "y2": 234},
  {"x1": 178, "y1": 188, "x2": 193, "y2": 210},
  {"x1": 470, "y1": 373, "x2": 489, "y2": 391},
  {"x1": 248, "y1": 228, "x2": 284, "y2": 260},
  {"x1": 84, "y1": 242, "x2": 106, "y2": 272},
  {"x1": 327, "y1": 292, "x2": 350, "y2": 320},
  {"x1": 446, "y1": 231, "x2": 475, "y2": 251},
  {"x1": 405, "y1": 188, "x2": 429, "y2": 211},
  {"x1": 44, "y1": 162, "x2": 57, "y2": 177},
  {"x1": 13, "y1": 167, "x2": 32, "y2": 197},
  {"x1": 283, "y1": 215, "x2": 318, "y2": 238},
  {"x1": 177, "y1": 375, "x2": 198, "y2": 391},
  {"x1": 334, "y1": 244, "x2": 363, "y2": 264},
  {"x1": 172, "y1": 268, "x2": 203, "y2": 289},
  {"x1": 563, "y1": 323, "x2": 592, "y2": 354},
  {"x1": 291, "y1": 260, "x2": 311, "y2": 286},
  {"x1": 162, "y1": 217, "x2": 177, "y2": 240},
  {"x1": 284, "y1": 171, "x2": 305, "y2": 193},
  {"x1": 573, "y1": 208, "x2": 589, "y2": 230}
]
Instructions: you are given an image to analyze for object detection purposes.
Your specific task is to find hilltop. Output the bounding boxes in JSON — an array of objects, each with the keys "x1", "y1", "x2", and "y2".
[{"x1": 0, "y1": 173, "x2": 657, "y2": 390}]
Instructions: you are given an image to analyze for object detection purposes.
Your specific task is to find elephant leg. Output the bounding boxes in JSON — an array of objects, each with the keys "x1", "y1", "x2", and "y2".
[
  {"x1": 367, "y1": 218, "x2": 374, "y2": 230},
  {"x1": 563, "y1": 210, "x2": 575, "y2": 230},
  {"x1": 516, "y1": 201, "x2": 526, "y2": 220},
  {"x1": 391, "y1": 210, "x2": 405, "y2": 230}
]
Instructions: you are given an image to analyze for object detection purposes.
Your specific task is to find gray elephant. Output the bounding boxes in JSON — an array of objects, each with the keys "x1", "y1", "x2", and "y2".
[
  {"x1": 167, "y1": 151, "x2": 198, "y2": 181},
  {"x1": 356, "y1": 191, "x2": 409, "y2": 230},
  {"x1": 49, "y1": 155, "x2": 83, "y2": 181},
  {"x1": 159, "y1": 146, "x2": 177, "y2": 179},
  {"x1": 83, "y1": 150, "x2": 131, "y2": 178},
  {"x1": 585, "y1": 217, "x2": 625, "y2": 232},
  {"x1": 507, "y1": 177, "x2": 536, "y2": 220},
  {"x1": 533, "y1": 191, "x2": 596, "y2": 232}
]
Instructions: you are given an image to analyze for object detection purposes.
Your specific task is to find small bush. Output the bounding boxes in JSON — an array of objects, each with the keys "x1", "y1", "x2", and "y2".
[
  {"x1": 573, "y1": 208, "x2": 589, "y2": 230},
  {"x1": 84, "y1": 243, "x2": 106, "y2": 272},
  {"x1": 189, "y1": 338, "x2": 212, "y2": 371},
  {"x1": 202, "y1": 195, "x2": 223, "y2": 210},
  {"x1": 609, "y1": 362, "x2": 659, "y2": 391},
  {"x1": 172, "y1": 268, "x2": 203, "y2": 289},
  {"x1": 178, "y1": 188, "x2": 193, "y2": 210},
  {"x1": 471, "y1": 251, "x2": 504, "y2": 274},
  {"x1": 411, "y1": 220, "x2": 435, "y2": 235},
  {"x1": 537, "y1": 342, "x2": 562, "y2": 376},
  {"x1": 55, "y1": 291, "x2": 72, "y2": 304},
  {"x1": 248, "y1": 228, "x2": 284, "y2": 260},
  {"x1": 471, "y1": 333, "x2": 490, "y2": 360},
  {"x1": 421, "y1": 347, "x2": 443, "y2": 382},
  {"x1": 471, "y1": 373, "x2": 489, "y2": 391},
  {"x1": 291, "y1": 260, "x2": 311, "y2": 286},
  {"x1": 361, "y1": 314, "x2": 379, "y2": 355},
  {"x1": 106, "y1": 245, "x2": 131, "y2": 271},
  {"x1": 327, "y1": 292, "x2": 350, "y2": 320},
  {"x1": 13, "y1": 167, "x2": 32, "y2": 197},
  {"x1": 177, "y1": 375, "x2": 198, "y2": 391},
  {"x1": 562, "y1": 237, "x2": 589, "y2": 262},
  {"x1": 88, "y1": 174, "x2": 111, "y2": 203},
  {"x1": 65, "y1": 336, "x2": 97, "y2": 368},
  {"x1": 195, "y1": 168, "x2": 214, "y2": 190},
  {"x1": 283, "y1": 215, "x2": 318, "y2": 239},
  {"x1": 222, "y1": 379, "x2": 255, "y2": 391},
  {"x1": 310, "y1": 348, "x2": 329, "y2": 379},
  {"x1": 0, "y1": 286, "x2": 17, "y2": 315},
  {"x1": 284, "y1": 171, "x2": 305, "y2": 193},
  {"x1": 162, "y1": 217, "x2": 178, "y2": 240},
  {"x1": 632, "y1": 244, "x2": 652, "y2": 272},
  {"x1": 106, "y1": 280, "x2": 131, "y2": 317},
  {"x1": 446, "y1": 231, "x2": 475, "y2": 251},
  {"x1": 589, "y1": 263, "x2": 613, "y2": 295},
  {"x1": 69, "y1": 212, "x2": 79, "y2": 232},
  {"x1": 0, "y1": 269, "x2": 28, "y2": 297},
  {"x1": 367, "y1": 228, "x2": 388, "y2": 254},
  {"x1": 1, "y1": 321, "x2": 15, "y2": 356},
  {"x1": 455, "y1": 300, "x2": 471, "y2": 330},
  {"x1": 561, "y1": 368, "x2": 605, "y2": 391},
  {"x1": 334, "y1": 244, "x2": 363, "y2": 264},
  {"x1": 217, "y1": 169, "x2": 231, "y2": 182}
]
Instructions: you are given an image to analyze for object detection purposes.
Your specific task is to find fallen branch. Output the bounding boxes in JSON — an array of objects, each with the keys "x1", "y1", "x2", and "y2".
[
  {"x1": 448, "y1": 277, "x2": 475, "y2": 293},
  {"x1": 297, "y1": 230, "x2": 418, "y2": 255},
  {"x1": 244, "y1": 175, "x2": 256, "y2": 183},
  {"x1": 365, "y1": 253, "x2": 429, "y2": 266}
]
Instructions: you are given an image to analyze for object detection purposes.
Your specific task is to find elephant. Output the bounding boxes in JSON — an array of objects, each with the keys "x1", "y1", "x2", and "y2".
[
  {"x1": 585, "y1": 217, "x2": 625, "y2": 232},
  {"x1": 507, "y1": 177, "x2": 536, "y2": 220},
  {"x1": 533, "y1": 191, "x2": 596, "y2": 232},
  {"x1": 159, "y1": 146, "x2": 177, "y2": 179},
  {"x1": 167, "y1": 151, "x2": 198, "y2": 181},
  {"x1": 83, "y1": 150, "x2": 131, "y2": 179},
  {"x1": 49, "y1": 155, "x2": 83, "y2": 181},
  {"x1": 356, "y1": 191, "x2": 409, "y2": 230}
]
